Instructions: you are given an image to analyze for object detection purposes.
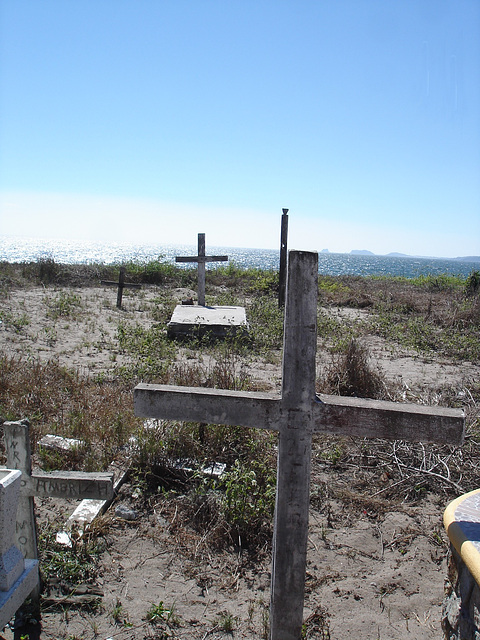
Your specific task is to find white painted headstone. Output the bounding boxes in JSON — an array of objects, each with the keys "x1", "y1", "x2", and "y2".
[
  {"x1": 0, "y1": 470, "x2": 24, "y2": 592},
  {"x1": 0, "y1": 468, "x2": 39, "y2": 630}
]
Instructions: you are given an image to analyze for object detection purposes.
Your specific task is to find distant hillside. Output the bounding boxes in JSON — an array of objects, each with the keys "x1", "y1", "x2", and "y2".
[
  {"x1": 318, "y1": 249, "x2": 479, "y2": 263},
  {"x1": 454, "y1": 256, "x2": 480, "y2": 263}
]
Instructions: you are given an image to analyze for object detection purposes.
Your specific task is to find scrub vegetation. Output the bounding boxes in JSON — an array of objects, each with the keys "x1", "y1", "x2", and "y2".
[{"x1": 0, "y1": 258, "x2": 479, "y2": 636}]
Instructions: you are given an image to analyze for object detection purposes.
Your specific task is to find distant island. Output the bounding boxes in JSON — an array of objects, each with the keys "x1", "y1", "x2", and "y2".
[
  {"x1": 386, "y1": 252, "x2": 410, "y2": 258},
  {"x1": 318, "y1": 249, "x2": 480, "y2": 263},
  {"x1": 350, "y1": 250, "x2": 375, "y2": 256}
]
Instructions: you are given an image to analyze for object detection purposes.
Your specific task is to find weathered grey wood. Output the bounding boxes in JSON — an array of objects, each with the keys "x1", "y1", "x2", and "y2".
[
  {"x1": 57, "y1": 459, "x2": 129, "y2": 546},
  {"x1": 270, "y1": 250, "x2": 317, "y2": 638},
  {"x1": 135, "y1": 386, "x2": 463, "y2": 445},
  {"x1": 134, "y1": 250, "x2": 465, "y2": 640},
  {"x1": 22, "y1": 471, "x2": 114, "y2": 500},
  {"x1": 278, "y1": 208, "x2": 289, "y2": 307},
  {"x1": 314, "y1": 394, "x2": 463, "y2": 443},
  {"x1": 101, "y1": 266, "x2": 141, "y2": 309},
  {"x1": 3, "y1": 421, "x2": 115, "y2": 615},
  {"x1": 135, "y1": 384, "x2": 280, "y2": 429},
  {"x1": 175, "y1": 233, "x2": 228, "y2": 306}
]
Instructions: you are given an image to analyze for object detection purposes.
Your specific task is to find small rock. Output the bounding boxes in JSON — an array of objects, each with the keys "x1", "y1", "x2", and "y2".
[{"x1": 115, "y1": 504, "x2": 139, "y2": 521}]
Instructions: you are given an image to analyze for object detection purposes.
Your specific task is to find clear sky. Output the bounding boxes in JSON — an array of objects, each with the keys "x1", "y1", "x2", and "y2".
[{"x1": 1, "y1": 1, "x2": 479, "y2": 257}]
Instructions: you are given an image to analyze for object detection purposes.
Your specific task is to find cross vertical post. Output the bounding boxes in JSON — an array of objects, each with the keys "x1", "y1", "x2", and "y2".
[
  {"x1": 4, "y1": 420, "x2": 40, "y2": 609},
  {"x1": 116, "y1": 266, "x2": 126, "y2": 309},
  {"x1": 197, "y1": 233, "x2": 206, "y2": 306},
  {"x1": 271, "y1": 250, "x2": 317, "y2": 639},
  {"x1": 175, "y1": 233, "x2": 228, "y2": 306},
  {"x1": 4, "y1": 421, "x2": 38, "y2": 565}
]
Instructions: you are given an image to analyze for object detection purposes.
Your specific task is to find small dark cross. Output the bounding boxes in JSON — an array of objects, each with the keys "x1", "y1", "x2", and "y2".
[
  {"x1": 175, "y1": 233, "x2": 228, "y2": 306},
  {"x1": 134, "y1": 250, "x2": 464, "y2": 640},
  {"x1": 101, "y1": 267, "x2": 141, "y2": 308}
]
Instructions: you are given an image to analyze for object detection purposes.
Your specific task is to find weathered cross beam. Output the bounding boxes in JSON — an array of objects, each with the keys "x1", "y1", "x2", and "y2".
[
  {"x1": 101, "y1": 266, "x2": 141, "y2": 308},
  {"x1": 175, "y1": 233, "x2": 228, "y2": 306},
  {"x1": 134, "y1": 251, "x2": 464, "y2": 640},
  {"x1": 3, "y1": 421, "x2": 114, "y2": 564}
]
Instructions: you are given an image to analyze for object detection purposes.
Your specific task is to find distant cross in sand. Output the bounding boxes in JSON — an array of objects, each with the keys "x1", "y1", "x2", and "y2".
[
  {"x1": 101, "y1": 267, "x2": 141, "y2": 309},
  {"x1": 135, "y1": 250, "x2": 464, "y2": 640},
  {"x1": 175, "y1": 233, "x2": 228, "y2": 306}
]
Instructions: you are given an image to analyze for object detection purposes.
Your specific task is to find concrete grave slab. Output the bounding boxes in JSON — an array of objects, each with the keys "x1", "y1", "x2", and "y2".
[{"x1": 167, "y1": 304, "x2": 248, "y2": 338}]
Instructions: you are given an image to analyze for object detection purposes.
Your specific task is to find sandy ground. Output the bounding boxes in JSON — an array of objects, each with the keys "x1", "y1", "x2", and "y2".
[{"x1": 1, "y1": 283, "x2": 479, "y2": 639}]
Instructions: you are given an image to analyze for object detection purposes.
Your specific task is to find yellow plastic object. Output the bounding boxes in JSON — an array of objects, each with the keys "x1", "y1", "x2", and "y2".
[{"x1": 444, "y1": 488, "x2": 480, "y2": 586}]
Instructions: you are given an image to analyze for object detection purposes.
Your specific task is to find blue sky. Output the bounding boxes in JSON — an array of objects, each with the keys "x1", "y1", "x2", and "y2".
[{"x1": 1, "y1": 1, "x2": 479, "y2": 257}]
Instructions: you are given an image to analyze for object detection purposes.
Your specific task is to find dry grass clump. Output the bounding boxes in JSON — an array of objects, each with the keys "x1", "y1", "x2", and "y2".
[
  {"x1": 314, "y1": 336, "x2": 480, "y2": 510},
  {"x1": 312, "y1": 380, "x2": 480, "y2": 519},
  {"x1": 318, "y1": 338, "x2": 393, "y2": 400},
  {"x1": 0, "y1": 352, "x2": 140, "y2": 470},
  {"x1": 168, "y1": 345, "x2": 254, "y2": 391}
]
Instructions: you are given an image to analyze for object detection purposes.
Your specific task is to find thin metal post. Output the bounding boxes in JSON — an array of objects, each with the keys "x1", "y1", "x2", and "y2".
[{"x1": 278, "y1": 209, "x2": 289, "y2": 307}]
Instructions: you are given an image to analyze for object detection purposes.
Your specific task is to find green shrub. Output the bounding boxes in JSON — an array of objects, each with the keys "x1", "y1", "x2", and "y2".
[
  {"x1": 37, "y1": 256, "x2": 59, "y2": 284},
  {"x1": 465, "y1": 270, "x2": 480, "y2": 297},
  {"x1": 115, "y1": 322, "x2": 175, "y2": 382},
  {"x1": 411, "y1": 273, "x2": 463, "y2": 291},
  {"x1": 0, "y1": 310, "x2": 30, "y2": 332},
  {"x1": 222, "y1": 458, "x2": 276, "y2": 544},
  {"x1": 247, "y1": 297, "x2": 284, "y2": 351},
  {"x1": 38, "y1": 517, "x2": 105, "y2": 587}
]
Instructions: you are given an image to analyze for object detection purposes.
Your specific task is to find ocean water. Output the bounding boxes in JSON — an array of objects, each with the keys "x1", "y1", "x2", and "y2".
[{"x1": 1, "y1": 235, "x2": 478, "y2": 279}]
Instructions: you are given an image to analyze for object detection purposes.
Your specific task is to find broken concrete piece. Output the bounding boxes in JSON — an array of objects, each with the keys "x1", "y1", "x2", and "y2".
[{"x1": 38, "y1": 434, "x2": 83, "y2": 452}]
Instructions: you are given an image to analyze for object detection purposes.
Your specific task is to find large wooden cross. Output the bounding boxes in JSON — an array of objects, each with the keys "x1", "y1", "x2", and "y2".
[
  {"x1": 175, "y1": 233, "x2": 228, "y2": 306},
  {"x1": 134, "y1": 250, "x2": 464, "y2": 640}
]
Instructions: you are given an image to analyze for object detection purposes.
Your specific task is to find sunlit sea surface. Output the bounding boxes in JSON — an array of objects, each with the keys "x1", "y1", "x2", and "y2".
[{"x1": 1, "y1": 235, "x2": 479, "y2": 278}]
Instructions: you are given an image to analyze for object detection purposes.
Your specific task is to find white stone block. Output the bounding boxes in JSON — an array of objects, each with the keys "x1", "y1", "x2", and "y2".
[{"x1": 38, "y1": 434, "x2": 83, "y2": 452}]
